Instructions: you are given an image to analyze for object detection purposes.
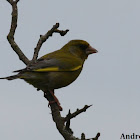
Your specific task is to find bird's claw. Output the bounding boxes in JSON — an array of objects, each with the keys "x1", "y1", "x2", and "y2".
[{"x1": 48, "y1": 101, "x2": 63, "y2": 111}]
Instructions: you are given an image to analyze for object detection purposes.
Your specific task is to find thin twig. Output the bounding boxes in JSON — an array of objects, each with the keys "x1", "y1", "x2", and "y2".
[
  {"x1": 81, "y1": 133, "x2": 86, "y2": 140},
  {"x1": 6, "y1": 0, "x2": 30, "y2": 65},
  {"x1": 32, "y1": 23, "x2": 69, "y2": 62},
  {"x1": 66, "y1": 110, "x2": 71, "y2": 129},
  {"x1": 54, "y1": 29, "x2": 69, "y2": 36},
  {"x1": 65, "y1": 110, "x2": 73, "y2": 134},
  {"x1": 86, "y1": 133, "x2": 100, "y2": 140},
  {"x1": 64, "y1": 105, "x2": 92, "y2": 122}
]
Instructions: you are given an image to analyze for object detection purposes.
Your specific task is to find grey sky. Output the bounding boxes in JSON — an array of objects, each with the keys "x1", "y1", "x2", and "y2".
[{"x1": 0, "y1": 0, "x2": 140, "y2": 140}]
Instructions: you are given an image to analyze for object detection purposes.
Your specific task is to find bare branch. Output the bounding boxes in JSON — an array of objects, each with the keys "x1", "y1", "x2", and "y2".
[
  {"x1": 94, "y1": 133, "x2": 100, "y2": 140},
  {"x1": 5, "y1": 1, "x2": 100, "y2": 140},
  {"x1": 65, "y1": 110, "x2": 73, "y2": 134},
  {"x1": 44, "y1": 92, "x2": 100, "y2": 140},
  {"x1": 6, "y1": 0, "x2": 30, "y2": 65},
  {"x1": 44, "y1": 91, "x2": 79, "y2": 140},
  {"x1": 81, "y1": 133, "x2": 86, "y2": 140},
  {"x1": 64, "y1": 105, "x2": 92, "y2": 122},
  {"x1": 84, "y1": 133, "x2": 100, "y2": 140},
  {"x1": 6, "y1": 0, "x2": 12, "y2": 4},
  {"x1": 54, "y1": 29, "x2": 69, "y2": 36},
  {"x1": 15, "y1": 0, "x2": 20, "y2": 3},
  {"x1": 32, "y1": 23, "x2": 69, "y2": 62}
]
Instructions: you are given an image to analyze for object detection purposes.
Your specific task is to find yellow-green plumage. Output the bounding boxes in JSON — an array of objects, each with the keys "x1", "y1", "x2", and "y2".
[{"x1": 0, "y1": 40, "x2": 98, "y2": 92}]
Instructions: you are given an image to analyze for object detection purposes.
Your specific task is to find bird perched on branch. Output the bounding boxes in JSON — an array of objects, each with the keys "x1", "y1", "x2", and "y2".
[{"x1": 0, "y1": 40, "x2": 98, "y2": 111}]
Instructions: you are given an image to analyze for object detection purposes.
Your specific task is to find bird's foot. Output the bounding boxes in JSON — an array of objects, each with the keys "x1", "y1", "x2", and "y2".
[
  {"x1": 44, "y1": 90, "x2": 63, "y2": 111},
  {"x1": 48, "y1": 101, "x2": 63, "y2": 111}
]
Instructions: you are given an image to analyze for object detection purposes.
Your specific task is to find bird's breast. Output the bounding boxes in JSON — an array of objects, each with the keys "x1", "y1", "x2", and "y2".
[
  {"x1": 21, "y1": 68, "x2": 82, "y2": 91},
  {"x1": 48, "y1": 68, "x2": 82, "y2": 89}
]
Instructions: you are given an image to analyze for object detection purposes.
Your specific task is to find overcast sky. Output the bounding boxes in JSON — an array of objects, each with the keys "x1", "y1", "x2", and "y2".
[{"x1": 0, "y1": 0, "x2": 140, "y2": 140}]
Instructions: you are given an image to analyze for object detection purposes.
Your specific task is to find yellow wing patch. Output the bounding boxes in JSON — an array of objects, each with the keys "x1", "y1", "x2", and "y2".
[
  {"x1": 33, "y1": 65, "x2": 82, "y2": 72},
  {"x1": 70, "y1": 65, "x2": 82, "y2": 71},
  {"x1": 34, "y1": 67, "x2": 59, "y2": 72}
]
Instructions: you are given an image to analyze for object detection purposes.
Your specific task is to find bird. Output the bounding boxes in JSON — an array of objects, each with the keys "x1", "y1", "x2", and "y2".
[{"x1": 0, "y1": 40, "x2": 98, "y2": 111}]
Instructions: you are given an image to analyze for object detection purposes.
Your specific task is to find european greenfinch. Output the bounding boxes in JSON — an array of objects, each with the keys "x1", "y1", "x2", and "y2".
[{"x1": 0, "y1": 40, "x2": 98, "y2": 110}]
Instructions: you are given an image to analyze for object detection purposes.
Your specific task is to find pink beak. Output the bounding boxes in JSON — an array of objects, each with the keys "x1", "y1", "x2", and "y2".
[{"x1": 86, "y1": 45, "x2": 98, "y2": 55}]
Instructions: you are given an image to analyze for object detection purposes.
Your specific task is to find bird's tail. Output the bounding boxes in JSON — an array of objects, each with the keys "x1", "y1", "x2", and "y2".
[{"x1": 0, "y1": 74, "x2": 20, "y2": 80}]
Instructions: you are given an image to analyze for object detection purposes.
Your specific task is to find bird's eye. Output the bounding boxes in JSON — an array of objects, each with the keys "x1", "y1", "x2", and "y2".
[{"x1": 80, "y1": 44, "x2": 88, "y2": 50}]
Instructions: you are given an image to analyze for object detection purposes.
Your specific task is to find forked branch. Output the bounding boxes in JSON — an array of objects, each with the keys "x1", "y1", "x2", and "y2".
[
  {"x1": 64, "y1": 105, "x2": 92, "y2": 122},
  {"x1": 6, "y1": 0, "x2": 100, "y2": 140},
  {"x1": 32, "y1": 23, "x2": 69, "y2": 62},
  {"x1": 44, "y1": 93, "x2": 100, "y2": 140},
  {"x1": 6, "y1": 0, "x2": 30, "y2": 65}
]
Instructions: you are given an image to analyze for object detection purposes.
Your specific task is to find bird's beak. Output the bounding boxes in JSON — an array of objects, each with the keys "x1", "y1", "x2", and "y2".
[{"x1": 86, "y1": 45, "x2": 98, "y2": 55}]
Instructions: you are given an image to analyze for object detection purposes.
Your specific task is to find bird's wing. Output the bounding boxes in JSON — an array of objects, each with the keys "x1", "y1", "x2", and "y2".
[
  {"x1": 17, "y1": 55, "x2": 83, "y2": 72},
  {"x1": 33, "y1": 57, "x2": 82, "y2": 72}
]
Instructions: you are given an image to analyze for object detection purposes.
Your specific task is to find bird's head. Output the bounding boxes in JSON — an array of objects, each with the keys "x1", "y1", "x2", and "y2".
[{"x1": 62, "y1": 40, "x2": 98, "y2": 60}]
